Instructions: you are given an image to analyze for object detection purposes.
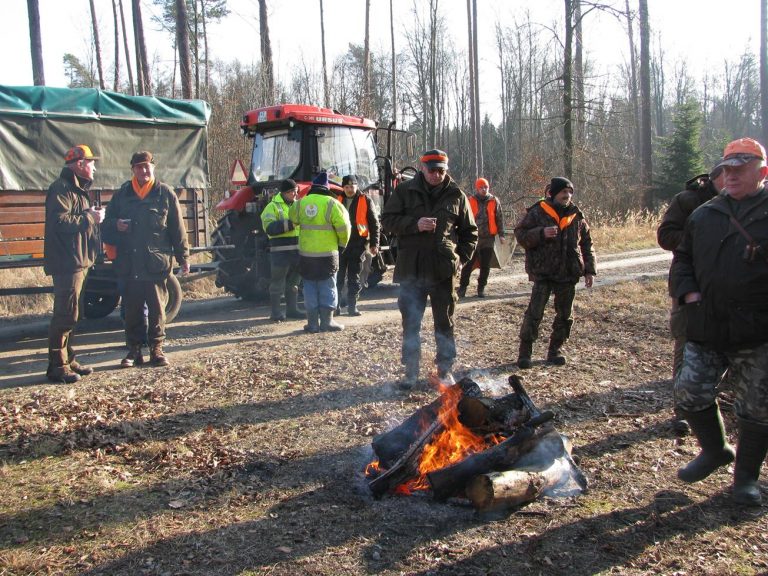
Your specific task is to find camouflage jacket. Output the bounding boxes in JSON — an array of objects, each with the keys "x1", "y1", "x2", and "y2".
[{"x1": 514, "y1": 199, "x2": 596, "y2": 284}]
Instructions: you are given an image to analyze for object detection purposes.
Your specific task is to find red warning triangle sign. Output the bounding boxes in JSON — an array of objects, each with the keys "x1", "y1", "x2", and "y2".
[{"x1": 229, "y1": 160, "x2": 248, "y2": 186}]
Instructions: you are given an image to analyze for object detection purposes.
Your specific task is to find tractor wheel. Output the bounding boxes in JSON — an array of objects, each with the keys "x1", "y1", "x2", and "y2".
[
  {"x1": 211, "y1": 211, "x2": 269, "y2": 301},
  {"x1": 83, "y1": 290, "x2": 120, "y2": 319}
]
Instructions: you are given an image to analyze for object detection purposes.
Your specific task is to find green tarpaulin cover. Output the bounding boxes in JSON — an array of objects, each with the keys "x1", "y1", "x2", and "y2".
[{"x1": 0, "y1": 86, "x2": 210, "y2": 190}]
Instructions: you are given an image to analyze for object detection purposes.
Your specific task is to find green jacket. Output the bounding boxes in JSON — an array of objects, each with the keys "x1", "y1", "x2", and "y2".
[
  {"x1": 381, "y1": 172, "x2": 478, "y2": 283},
  {"x1": 43, "y1": 167, "x2": 100, "y2": 276},
  {"x1": 103, "y1": 180, "x2": 189, "y2": 282}
]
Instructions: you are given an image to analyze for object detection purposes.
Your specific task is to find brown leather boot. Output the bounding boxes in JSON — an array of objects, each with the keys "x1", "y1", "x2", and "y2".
[
  {"x1": 47, "y1": 350, "x2": 80, "y2": 384},
  {"x1": 149, "y1": 346, "x2": 169, "y2": 367},
  {"x1": 121, "y1": 346, "x2": 145, "y2": 368},
  {"x1": 69, "y1": 358, "x2": 94, "y2": 376}
]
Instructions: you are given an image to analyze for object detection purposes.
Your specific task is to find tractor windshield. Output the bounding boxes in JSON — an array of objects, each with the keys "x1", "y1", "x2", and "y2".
[
  {"x1": 317, "y1": 126, "x2": 378, "y2": 189},
  {"x1": 250, "y1": 128, "x2": 302, "y2": 182}
]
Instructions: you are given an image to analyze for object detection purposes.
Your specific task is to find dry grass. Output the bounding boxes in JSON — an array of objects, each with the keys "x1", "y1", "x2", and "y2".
[{"x1": 588, "y1": 208, "x2": 662, "y2": 253}]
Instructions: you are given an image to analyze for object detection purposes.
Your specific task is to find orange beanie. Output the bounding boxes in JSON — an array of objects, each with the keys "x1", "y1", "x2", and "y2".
[{"x1": 475, "y1": 177, "x2": 489, "y2": 190}]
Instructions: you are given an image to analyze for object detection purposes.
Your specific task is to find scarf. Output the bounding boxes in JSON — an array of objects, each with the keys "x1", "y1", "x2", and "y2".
[{"x1": 131, "y1": 177, "x2": 155, "y2": 200}]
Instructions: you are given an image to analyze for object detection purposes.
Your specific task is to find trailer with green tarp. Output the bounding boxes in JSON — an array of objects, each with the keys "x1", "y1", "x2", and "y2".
[{"x1": 0, "y1": 85, "x2": 211, "y2": 320}]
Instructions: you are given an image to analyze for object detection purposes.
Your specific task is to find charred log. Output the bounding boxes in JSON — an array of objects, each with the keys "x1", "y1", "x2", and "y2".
[
  {"x1": 427, "y1": 413, "x2": 555, "y2": 501},
  {"x1": 371, "y1": 377, "x2": 481, "y2": 468}
]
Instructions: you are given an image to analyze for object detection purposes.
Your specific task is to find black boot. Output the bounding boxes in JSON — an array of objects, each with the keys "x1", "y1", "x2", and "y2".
[
  {"x1": 677, "y1": 404, "x2": 735, "y2": 483},
  {"x1": 732, "y1": 418, "x2": 768, "y2": 506},
  {"x1": 319, "y1": 308, "x2": 344, "y2": 332},
  {"x1": 457, "y1": 286, "x2": 467, "y2": 298},
  {"x1": 477, "y1": 286, "x2": 486, "y2": 298},
  {"x1": 303, "y1": 308, "x2": 320, "y2": 333},
  {"x1": 348, "y1": 295, "x2": 361, "y2": 316},
  {"x1": 285, "y1": 289, "x2": 304, "y2": 319},
  {"x1": 546, "y1": 339, "x2": 566, "y2": 366},
  {"x1": 516, "y1": 340, "x2": 533, "y2": 369}
]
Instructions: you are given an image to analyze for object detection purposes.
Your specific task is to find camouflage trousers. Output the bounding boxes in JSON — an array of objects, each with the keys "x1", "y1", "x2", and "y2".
[
  {"x1": 675, "y1": 340, "x2": 768, "y2": 424},
  {"x1": 518, "y1": 280, "x2": 575, "y2": 346}
]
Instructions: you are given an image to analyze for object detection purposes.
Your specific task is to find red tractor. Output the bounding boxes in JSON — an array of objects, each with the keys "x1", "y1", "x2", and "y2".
[{"x1": 212, "y1": 104, "x2": 414, "y2": 300}]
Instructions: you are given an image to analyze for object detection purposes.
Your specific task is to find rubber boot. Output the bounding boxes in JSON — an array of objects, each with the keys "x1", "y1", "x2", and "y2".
[
  {"x1": 319, "y1": 308, "x2": 344, "y2": 332},
  {"x1": 285, "y1": 289, "x2": 304, "y2": 319},
  {"x1": 457, "y1": 286, "x2": 467, "y2": 298},
  {"x1": 303, "y1": 308, "x2": 320, "y2": 333},
  {"x1": 269, "y1": 293, "x2": 286, "y2": 322},
  {"x1": 732, "y1": 419, "x2": 768, "y2": 506},
  {"x1": 46, "y1": 350, "x2": 80, "y2": 384},
  {"x1": 516, "y1": 340, "x2": 533, "y2": 369},
  {"x1": 399, "y1": 361, "x2": 419, "y2": 390},
  {"x1": 477, "y1": 285, "x2": 486, "y2": 298},
  {"x1": 677, "y1": 404, "x2": 736, "y2": 483},
  {"x1": 348, "y1": 295, "x2": 361, "y2": 316}
]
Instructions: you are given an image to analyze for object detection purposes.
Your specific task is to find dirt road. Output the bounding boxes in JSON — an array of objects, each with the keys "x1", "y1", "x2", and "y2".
[{"x1": 0, "y1": 248, "x2": 670, "y2": 389}]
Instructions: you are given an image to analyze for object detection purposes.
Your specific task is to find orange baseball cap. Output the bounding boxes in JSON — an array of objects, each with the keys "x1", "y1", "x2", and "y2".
[
  {"x1": 475, "y1": 177, "x2": 489, "y2": 190},
  {"x1": 64, "y1": 144, "x2": 99, "y2": 163},
  {"x1": 713, "y1": 138, "x2": 766, "y2": 171}
]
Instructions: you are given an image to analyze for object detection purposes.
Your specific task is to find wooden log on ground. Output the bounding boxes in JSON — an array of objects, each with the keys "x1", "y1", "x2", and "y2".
[
  {"x1": 371, "y1": 377, "x2": 481, "y2": 468},
  {"x1": 427, "y1": 414, "x2": 554, "y2": 501},
  {"x1": 466, "y1": 430, "x2": 584, "y2": 511}
]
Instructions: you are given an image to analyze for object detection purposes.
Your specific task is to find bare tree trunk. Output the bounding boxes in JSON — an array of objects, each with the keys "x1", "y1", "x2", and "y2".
[
  {"x1": 563, "y1": 0, "x2": 574, "y2": 178},
  {"x1": 390, "y1": 0, "x2": 397, "y2": 125},
  {"x1": 363, "y1": 0, "x2": 371, "y2": 117},
  {"x1": 259, "y1": 0, "x2": 275, "y2": 104},
  {"x1": 27, "y1": 0, "x2": 45, "y2": 86},
  {"x1": 428, "y1": 0, "x2": 438, "y2": 146},
  {"x1": 112, "y1": 0, "x2": 121, "y2": 91},
  {"x1": 176, "y1": 0, "x2": 193, "y2": 98},
  {"x1": 625, "y1": 0, "x2": 641, "y2": 175},
  {"x1": 119, "y1": 0, "x2": 135, "y2": 95},
  {"x1": 132, "y1": 0, "x2": 152, "y2": 95},
  {"x1": 466, "y1": 0, "x2": 477, "y2": 176},
  {"x1": 639, "y1": 0, "x2": 653, "y2": 208},
  {"x1": 201, "y1": 0, "x2": 210, "y2": 98},
  {"x1": 89, "y1": 0, "x2": 105, "y2": 89},
  {"x1": 193, "y1": 0, "x2": 200, "y2": 98},
  {"x1": 472, "y1": 0, "x2": 482, "y2": 175},
  {"x1": 574, "y1": 0, "x2": 584, "y2": 153},
  {"x1": 761, "y1": 0, "x2": 768, "y2": 146}
]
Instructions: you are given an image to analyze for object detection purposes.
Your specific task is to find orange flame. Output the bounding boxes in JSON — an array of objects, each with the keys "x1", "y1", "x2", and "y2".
[{"x1": 396, "y1": 376, "x2": 496, "y2": 494}]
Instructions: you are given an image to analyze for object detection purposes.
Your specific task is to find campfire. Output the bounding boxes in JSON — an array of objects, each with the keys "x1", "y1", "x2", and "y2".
[{"x1": 365, "y1": 375, "x2": 587, "y2": 511}]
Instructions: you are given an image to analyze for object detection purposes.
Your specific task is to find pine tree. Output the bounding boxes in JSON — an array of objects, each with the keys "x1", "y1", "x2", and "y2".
[{"x1": 654, "y1": 99, "x2": 706, "y2": 202}]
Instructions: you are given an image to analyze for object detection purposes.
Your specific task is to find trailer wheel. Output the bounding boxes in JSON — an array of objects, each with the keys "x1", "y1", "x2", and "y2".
[
  {"x1": 165, "y1": 274, "x2": 183, "y2": 323},
  {"x1": 83, "y1": 291, "x2": 120, "y2": 319}
]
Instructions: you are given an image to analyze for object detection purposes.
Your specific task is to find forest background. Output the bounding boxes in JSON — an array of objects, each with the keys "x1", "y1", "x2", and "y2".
[{"x1": 7, "y1": 0, "x2": 768, "y2": 218}]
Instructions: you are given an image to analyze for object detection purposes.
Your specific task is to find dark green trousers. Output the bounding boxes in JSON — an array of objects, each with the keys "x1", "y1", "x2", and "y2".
[{"x1": 519, "y1": 279, "x2": 575, "y2": 347}]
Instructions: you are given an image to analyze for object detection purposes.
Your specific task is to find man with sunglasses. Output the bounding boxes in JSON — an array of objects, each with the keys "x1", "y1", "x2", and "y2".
[
  {"x1": 381, "y1": 149, "x2": 478, "y2": 389},
  {"x1": 671, "y1": 137, "x2": 768, "y2": 506}
]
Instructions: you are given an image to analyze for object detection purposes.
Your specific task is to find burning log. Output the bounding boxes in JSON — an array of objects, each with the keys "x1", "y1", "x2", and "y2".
[
  {"x1": 427, "y1": 412, "x2": 555, "y2": 501},
  {"x1": 465, "y1": 430, "x2": 588, "y2": 511},
  {"x1": 371, "y1": 377, "x2": 481, "y2": 468}
]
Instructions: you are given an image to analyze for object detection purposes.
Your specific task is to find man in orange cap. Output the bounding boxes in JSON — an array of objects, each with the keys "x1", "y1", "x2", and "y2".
[
  {"x1": 458, "y1": 177, "x2": 506, "y2": 298},
  {"x1": 381, "y1": 149, "x2": 478, "y2": 389},
  {"x1": 44, "y1": 145, "x2": 105, "y2": 383},
  {"x1": 671, "y1": 137, "x2": 768, "y2": 506}
]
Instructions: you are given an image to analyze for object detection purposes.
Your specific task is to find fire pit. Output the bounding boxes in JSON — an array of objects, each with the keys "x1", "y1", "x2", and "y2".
[{"x1": 365, "y1": 375, "x2": 587, "y2": 511}]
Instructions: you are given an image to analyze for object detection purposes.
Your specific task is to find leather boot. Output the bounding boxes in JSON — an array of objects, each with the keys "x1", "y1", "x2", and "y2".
[
  {"x1": 516, "y1": 340, "x2": 533, "y2": 369},
  {"x1": 285, "y1": 289, "x2": 304, "y2": 319},
  {"x1": 121, "y1": 346, "x2": 145, "y2": 368},
  {"x1": 348, "y1": 295, "x2": 361, "y2": 316},
  {"x1": 69, "y1": 356, "x2": 94, "y2": 376},
  {"x1": 546, "y1": 339, "x2": 566, "y2": 366},
  {"x1": 303, "y1": 308, "x2": 320, "y2": 333},
  {"x1": 149, "y1": 345, "x2": 169, "y2": 367},
  {"x1": 477, "y1": 286, "x2": 486, "y2": 298},
  {"x1": 677, "y1": 404, "x2": 735, "y2": 483},
  {"x1": 732, "y1": 418, "x2": 768, "y2": 506},
  {"x1": 319, "y1": 308, "x2": 344, "y2": 331},
  {"x1": 46, "y1": 350, "x2": 80, "y2": 384},
  {"x1": 457, "y1": 286, "x2": 467, "y2": 298},
  {"x1": 269, "y1": 293, "x2": 286, "y2": 322}
]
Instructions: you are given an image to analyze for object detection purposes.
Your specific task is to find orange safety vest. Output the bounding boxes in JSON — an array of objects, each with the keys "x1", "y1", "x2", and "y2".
[
  {"x1": 469, "y1": 195, "x2": 498, "y2": 236},
  {"x1": 539, "y1": 201, "x2": 577, "y2": 230},
  {"x1": 337, "y1": 194, "x2": 369, "y2": 237}
]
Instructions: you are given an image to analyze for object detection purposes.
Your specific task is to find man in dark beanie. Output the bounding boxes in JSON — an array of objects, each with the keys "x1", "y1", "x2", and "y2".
[
  {"x1": 514, "y1": 176, "x2": 596, "y2": 368},
  {"x1": 290, "y1": 172, "x2": 350, "y2": 332},
  {"x1": 381, "y1": 149, "x2": 478, "y2": 389},
  {"x1": 261, "y1": 179, "x2": 303, "y2": 321}
]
